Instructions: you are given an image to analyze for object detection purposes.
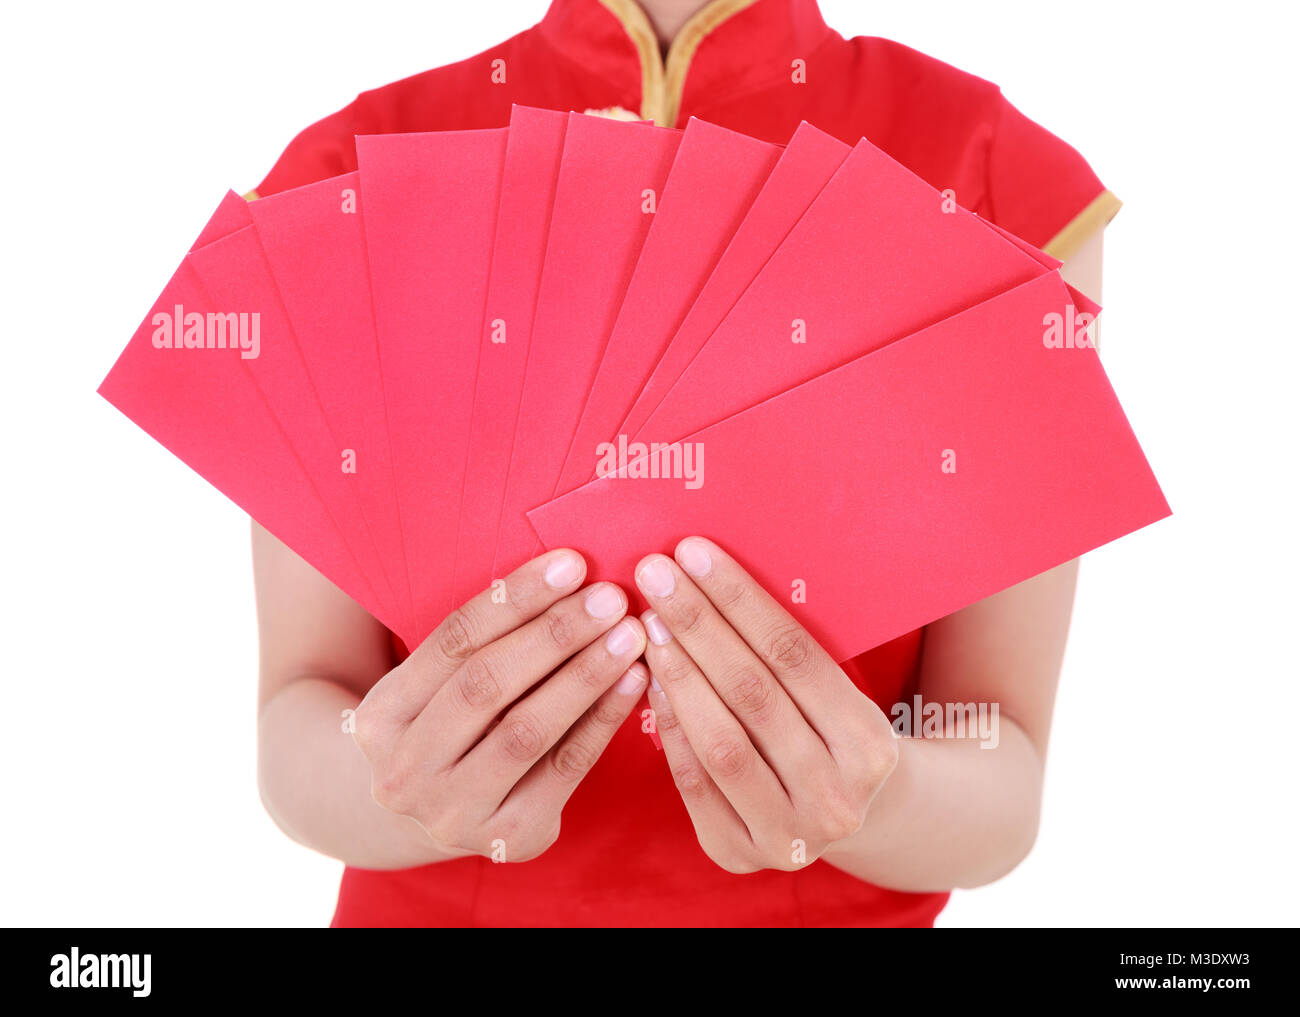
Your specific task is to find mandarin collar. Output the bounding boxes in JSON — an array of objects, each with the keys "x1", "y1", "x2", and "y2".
[{"x1": 538, "y1": 0, "x2": 833, "y2": 126}]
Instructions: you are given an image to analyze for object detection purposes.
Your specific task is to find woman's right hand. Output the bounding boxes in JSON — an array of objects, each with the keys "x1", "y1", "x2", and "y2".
[{"x1": 350, "y1": 549, "x2": 647, "y2": 863}]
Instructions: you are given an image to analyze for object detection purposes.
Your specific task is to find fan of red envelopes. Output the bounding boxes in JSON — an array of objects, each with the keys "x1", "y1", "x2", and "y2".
[{"x1": 99, "y1": 106, "x2": 1169, "y2": 658}]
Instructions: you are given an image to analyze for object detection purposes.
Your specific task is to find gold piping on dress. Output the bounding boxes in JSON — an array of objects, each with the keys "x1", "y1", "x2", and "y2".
[
  {"x1": 597, "y1": 0, "x2": 758, "y2": 126},
  {"x1": 1043, "y1": 189, "x2": 1122, "y2": 262}
]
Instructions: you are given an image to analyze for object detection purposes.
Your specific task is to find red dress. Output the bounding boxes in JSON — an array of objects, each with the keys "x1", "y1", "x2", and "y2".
[{"x1": 252, "y1": 0, "x2": 1117, "y2": 926}]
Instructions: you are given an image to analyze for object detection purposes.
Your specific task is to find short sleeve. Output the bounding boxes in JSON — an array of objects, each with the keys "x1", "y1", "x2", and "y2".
[
  {"x1": 984, "y1": 91, "x2": 1121, "y2": 261},
  {"x1": 248, "y1": 95, "x2": 372, "y2": 200}
]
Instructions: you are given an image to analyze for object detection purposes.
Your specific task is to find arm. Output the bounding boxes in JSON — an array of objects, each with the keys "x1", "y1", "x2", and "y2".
[
  {"x1": 638, "y1": 236, "x2": 1105, "y2": 891},
  {"x1": 819, "y1": 558, "x2": 1075, "y2": 890},
  {"x1": 253, "y1": 521, "x2": 457, "y2": 868},
  {"x1": 253, "y1": 522, "x2": 648, "y2": 869},
  {"x1": 821, "y1": 233, "x2": 1103, "y2": 890}
]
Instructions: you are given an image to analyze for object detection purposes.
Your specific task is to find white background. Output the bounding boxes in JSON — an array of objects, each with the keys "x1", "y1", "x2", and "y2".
[{"x1": 2, "y1": 0, "x2": 1296, "y2": 927}]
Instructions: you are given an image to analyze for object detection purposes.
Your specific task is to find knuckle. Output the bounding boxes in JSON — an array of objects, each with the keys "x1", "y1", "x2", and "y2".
[
  {"x1": 766, "y1": 624, "x2": 815, "y2": 678},
  {"x1": 370, "y1": 763, "x2": 410, "y2": 813},
  {"x1": 818, "y1": 787, "x2": 866, "y2": 842},
  {"x1": 502, "y1": 580, "x2": 534, "y2": 620},
  {"x1": 670, "y1": 763, "x2": 710, "y2": 800},
  {"x1": 851, "y1": 733, "x2": 901, "y2": 790},
  {"x1": 871, "y1": 734, "x2": 901, "y2": 780},
  {"x1": 658, "y1": 652, "x2": 697, "y2": 688},
  {"x1": 722, "y1": 666, "x2": 775, "y2": 721},
  {"x1": 499, "y1": 710, "x2": 547, "y2": 762},
  {"x1": 651, "y1": 701, "x2": 682, "y2": 735},
  {"x1": 668, "y1": 599, "x2": 707, "y2": 638},
  {"x1": 454, "y1": 656, "x2": 503, "y2": 712},
  {"x1": 542, "y1": 607, "x2": 577, "y2": 652},
  {"x1": 564, "y1": 653, "x2": 605, "y2": 694},
  {"x1": 436, "y1": 609, "x2": 478, "y2": 662},
  {"x1": 709, "y1": 576, "x2": 751, "y2": 613},
  {"x1": 550, "y1": 737, "x2": 597, "y2": 783},
  {"x1": 589, "y1": 696, "x2": 628, "y2": 729},
  {"x1": 704, "y1": 734, "x2": 752, "y2": 780}
]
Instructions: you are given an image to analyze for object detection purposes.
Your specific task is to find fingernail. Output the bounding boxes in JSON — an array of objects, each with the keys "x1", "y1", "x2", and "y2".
[
  {"x1": 649, "y1": 672, "x2": 662, "y2": 693},
  {"x1": 643, "y1": 610, "x2": 672, "y2": 646},
  {"x1": 605, "y1": 619, "x2": 638, "y2": 656},
  {"x1": 676, "y1": 538, "x2": 712, "y2": 579},
  {"x1": 584, "y1": 584, "x2": 624, "y2": 619},
  {"x1": 544, "y1": 553, "x2": 582, "y2": 589},
  {"x1": 615, "y1": 662, "x2": 648, "y2": 695},
  {"x1": 636, "y1": 558, "x2": 676, "y2": 598}
]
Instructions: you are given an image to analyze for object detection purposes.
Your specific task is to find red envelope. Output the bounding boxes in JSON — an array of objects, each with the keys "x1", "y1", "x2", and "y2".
[
  {"x1": 452, "y1": 107, "x2": 569, "y2": 607},
  {"x1": 527, "y1": 273, "x2": 1171, "y2": 663},
  {"x1": 185, "y1": 226, "x2": 404, "y2": 632},
  {"x1": 192, "y1": 190, "x2": 253, "y2": 247},
  {"x1": 358, "y1": 129, "x2": 508, "y2": 634},
  {"x1": 491, "y1": 114, "x2": 681, "y2": 577},
  {"x1": 246, "y1": 171, "x2": 414, "y2": 635},
  {"x1": 98, "y1": 194, "x2": 395, "y2": 632},
  {"x1": 618, "y1": 121, "x2": 851, "y2": 447},
  {"x1": 633, "y1": 137, "x2": 1054, "y2": 447},
  {"x1": 554, "y1": 117, "x2": 780, "y2": 496}
]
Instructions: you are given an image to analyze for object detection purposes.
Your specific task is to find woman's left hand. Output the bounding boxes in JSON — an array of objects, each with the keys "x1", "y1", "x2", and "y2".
[{"x1": 634, "y1": 537, "x2": 900, "y2": 874}]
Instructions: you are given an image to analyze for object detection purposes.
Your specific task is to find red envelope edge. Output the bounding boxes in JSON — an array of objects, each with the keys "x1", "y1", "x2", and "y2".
[
  {"x1": 451, "y1": 106, "x2": 569, "y2": 609},
  {"x1": 492, "y1": 114, "x2": 682, "y2": 577},
  {"x1": 526, "y1": 272, "x2": 1170, "y2": 665},
  {"x1": 357, "y1": 128, "x2": 508, "y2": 634},
  {"x1": 98, "y1": 195, "x2": 402, "y2": 637},
  {"x1": 185, "y1": 225, "x2": 405, "y2": 632},
  {"x1": 617, "y1": 121, "x2": 852, "y2": 451},
  {"x1": 554, "y1": 117, "x2": 781, "y2": 497},
  {"x1": 974, "y1": 216, "x2": 1101, "y2": 317},
  {"x1": 192, "y1": 190, "x2": 252, "y2": 249},
  {"x1": 632, "y1": 137, "x2": 1062, "y2": 451},
  {"x1": 244, "y1": 170, "x2": 415, "y2": 635}
]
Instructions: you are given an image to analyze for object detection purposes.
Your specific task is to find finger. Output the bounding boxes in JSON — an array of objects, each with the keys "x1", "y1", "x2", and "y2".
[
  {"x1": 361, "y1": 548, "x2": 587, "y2": 728},
  {"x1": 406, "y1": 581, "x2": 630, "y2": 765},
  {"x1": 499, "y1": 660, "x2": 652, "y2": 833},
  {"x1": 673, "y1": 537, "x2": 873, "y2": 756},
  {"x1": 455, "y1": 616, "x2": 649, "y2": 803},
  {"x1": 645, "y1": 667, "x2": 753, "y2": 857},
  {"x1": 636, "y1": 553, "x2": 826, "y2": 785},
  {"x1": 639, "y1": 612, "x2": 789, "y2": 830}
]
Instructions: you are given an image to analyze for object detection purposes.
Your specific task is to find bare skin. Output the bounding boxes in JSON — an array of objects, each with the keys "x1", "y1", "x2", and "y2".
[
  {"x1": 256, "y1": 540, "x2": 649, "y2": 867},
  {"x1": 256, "y1": 237, "x2": 1102, "y2": 882},
  {"x1": 639, "y1": 0, "x2": 712, "y2": 49},
  {"x1": 254, "y1": 0, "x2": 1107, "y2": 883}
]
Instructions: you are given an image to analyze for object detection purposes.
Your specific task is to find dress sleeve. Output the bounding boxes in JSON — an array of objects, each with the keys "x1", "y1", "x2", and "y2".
[
  {"x1": 245, "y1": 93, "x2": 375, "y2": 200},
  {"x1": 984, "y1": 90, "x2": 1122, "y2": 261}
]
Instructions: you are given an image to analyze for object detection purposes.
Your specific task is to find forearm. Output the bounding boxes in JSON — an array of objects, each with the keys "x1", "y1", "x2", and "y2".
[
  {"x1": 257, "y1": 675, "x2": 458, "y2": 870},
  {"x1": 821, "y1": 718, "x2": 1043, "y2": 892}
]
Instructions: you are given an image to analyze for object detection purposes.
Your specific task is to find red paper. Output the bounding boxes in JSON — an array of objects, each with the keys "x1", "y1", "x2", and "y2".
[
  {"x1": 185, "y1": 226, "x2": 404, "y2": 631},
  {"x1": 451, "y1": 107, "x2": 569, "y2": 607},
  {"x1": 527, "y1": 273, "x2": 1170, "y2": 663},
  {"x1": 358, "y1": 129, "x2": 508, "y2": 635},
  {"x1": 99, "y1": 194, "x2": 396, "y2": 631},
  {"x1": 554, "y1": 117, "x2": 780, "y2": 496},
  {"x1": 632, "y1": 137, "x2": 1053, "y2": 447},
  {"x1": 246, "y1": 171, "x2": 413, "y2": 635},
  {"x1": 492, "y1": 114, "x2": 681, "y2": 576},
  {"x1": 618, "y1": 121, "x2": 851, "y2": 446},
  {"x1": 192, "y1": 190, "x2": 252, "y2": 248}
]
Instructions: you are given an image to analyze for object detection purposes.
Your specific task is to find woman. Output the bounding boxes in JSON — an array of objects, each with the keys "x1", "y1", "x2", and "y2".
[{"x1": 253, "y1": 0, "x2": 1117, "y2": 926}]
